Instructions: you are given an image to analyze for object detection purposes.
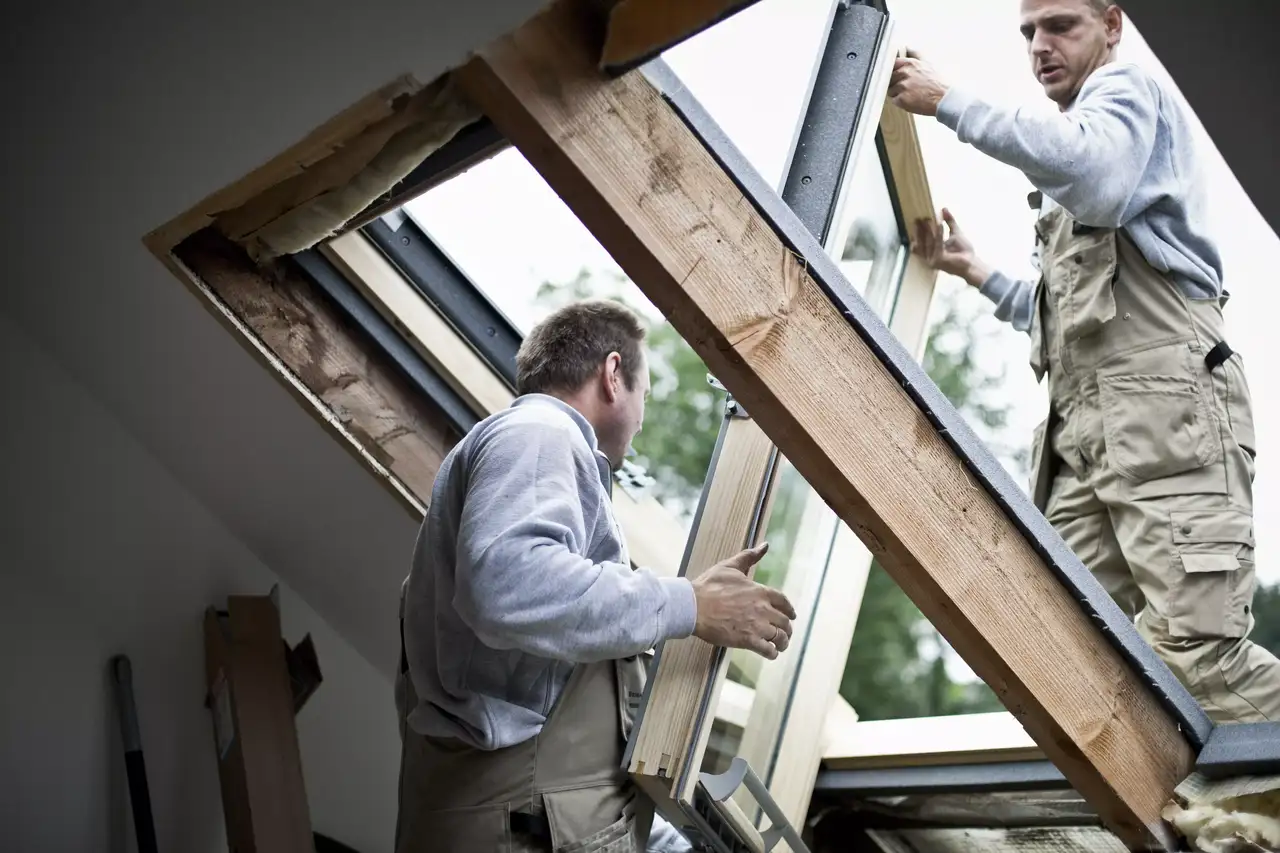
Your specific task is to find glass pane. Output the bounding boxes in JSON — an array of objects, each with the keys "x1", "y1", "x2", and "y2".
[
  {"x1": 827, "y1": 133, "x2": 908, "y2": 317},
  {"x1": 702, "y1": 459, "x2": 839, "y2": 804},
  {"x1": 663, "y1": 0, "x2": 833, "y2": 189}
]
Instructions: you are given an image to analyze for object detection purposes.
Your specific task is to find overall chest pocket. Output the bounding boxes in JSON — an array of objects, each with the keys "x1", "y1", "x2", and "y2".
[{"x1": 1050, "y1": 225, "x2": 1118, "y2": 343}]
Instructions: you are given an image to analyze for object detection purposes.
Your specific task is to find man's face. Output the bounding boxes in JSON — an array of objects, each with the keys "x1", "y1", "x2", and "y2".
[
  {"x1": 1019, "y1": 0, "x2": 1121, "y2": 106},
  {"x1": 598, "y1": 349, "x2": 650, "y2": 470}
]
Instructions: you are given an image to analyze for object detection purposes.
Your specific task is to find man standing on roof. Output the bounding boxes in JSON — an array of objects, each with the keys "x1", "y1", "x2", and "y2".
[
  {"x1": 887, "y1": 0, "x2": 1280, "y2": 723},
  {"x1": 394, "y1": 298, "x2": 796, "y2": 852}
]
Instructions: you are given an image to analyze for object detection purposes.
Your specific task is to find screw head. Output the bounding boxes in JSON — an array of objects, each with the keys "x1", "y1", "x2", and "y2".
[
  {"x1": 801, "y1": 175, "x2": 812, "y2": 185},
  {"x1": 401, "y1": 236, "x2": 411, "y2": 245}
]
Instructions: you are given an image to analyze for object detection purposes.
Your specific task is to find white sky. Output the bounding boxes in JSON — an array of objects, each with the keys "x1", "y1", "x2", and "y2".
[{"x1": 407, "y1": 0, "x2": 1277, "y2": 584}]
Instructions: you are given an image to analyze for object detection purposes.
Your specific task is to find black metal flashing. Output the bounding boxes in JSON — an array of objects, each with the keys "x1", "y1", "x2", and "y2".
[
  {"x1": 776, "y1": 1, "x2": 885, "y2": 242},
  {"x1": 291, "y1": 249, "x2": 478, "y2": 437},
  {"x1": 638, "y1": 58, "x2": 1213, "y2": 748},
  {"x1": 362, "y1": 214, "x2": 523, "y2": 389},
  {"x1": 1195, "y1": 721, "x2": 1280, "y2": 778},
  {"x1": 814, "y1": 761, "x2": 1070, "y2": 796}
]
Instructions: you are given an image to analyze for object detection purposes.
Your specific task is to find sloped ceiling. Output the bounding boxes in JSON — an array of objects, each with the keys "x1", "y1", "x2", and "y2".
[{"x1": 1121, "y1": 0, "x2": 1280, "y2": 235}]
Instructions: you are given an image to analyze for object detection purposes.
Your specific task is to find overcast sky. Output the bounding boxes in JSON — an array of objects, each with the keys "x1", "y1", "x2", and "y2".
[{"x1": 408, "y1": 0, "x2": 1276, "y2": 585}]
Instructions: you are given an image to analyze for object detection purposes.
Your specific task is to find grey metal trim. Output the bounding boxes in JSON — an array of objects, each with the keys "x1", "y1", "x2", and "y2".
[
  {"x1": 814, "y1": 761, "x2": 1070, "y2": 796},
  {"x1": 291, "y1": 249, "x2": 478, "y2": 437},
  {"x1": 361, "y1": 215, "x2": 523, "y2": 390},
  {"x1": 776, "y1": 1, "x2": 885, "y2": 242},
  {"x1": 1195, "y1": 721, "x2": 1280, "y2": 778},
  {"x1": 638, "y1": 57, "x2": 1213, "y2": 748},
  {"x1": 701, "y1": 758, "x2": 812, "y2": 852}
]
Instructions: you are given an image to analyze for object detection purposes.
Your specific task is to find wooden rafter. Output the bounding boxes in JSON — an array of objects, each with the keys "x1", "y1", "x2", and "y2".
[{"x1": 452, "y1": 2, "x2": 1193, "y2": 847}]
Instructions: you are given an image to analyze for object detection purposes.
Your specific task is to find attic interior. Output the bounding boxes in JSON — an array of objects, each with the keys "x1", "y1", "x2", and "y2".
[{"x1": 3, "y1": 1, "x2": 1279, "y2": 852}]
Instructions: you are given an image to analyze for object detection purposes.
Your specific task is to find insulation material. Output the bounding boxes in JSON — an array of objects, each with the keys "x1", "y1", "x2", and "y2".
[
  {"x1": 224, "y1": 74, "x2": 480, "y2": 262},
  {"x1": 865, "y1": 827, "x2": 1128, "y2": 853},
  {"x1": 1163, "y1": 772, "x2": 1280, "y2": 852}
]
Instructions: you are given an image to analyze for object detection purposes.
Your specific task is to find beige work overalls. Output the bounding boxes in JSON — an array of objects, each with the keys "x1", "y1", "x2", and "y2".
[
  {"x1": 1026, "y1": 200, "x2": 1280, "y2": 723},
  {"x1": 392, "y1": 470, "x2": 655, "y2": 851}
]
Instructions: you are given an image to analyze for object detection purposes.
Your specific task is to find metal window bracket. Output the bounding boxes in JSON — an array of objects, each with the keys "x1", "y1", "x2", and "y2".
[
  {"x1": 707, "y1": 374, "x2": 750, "y2": 419},
  {"x1": 678, "y1": 757, "x2": 812, "y2": 853}
]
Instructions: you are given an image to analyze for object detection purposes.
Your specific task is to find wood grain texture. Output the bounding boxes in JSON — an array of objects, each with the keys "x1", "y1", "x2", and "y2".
[
  {"x1": 625, "y1": 415, "x2": 777, "y2": 798},
  {"x1": 203, "y1": 597, "x2": 313, "y2": 852},
  {"x1": 878, "y1": 99, "x2": 934, "y2": 233},
  {"x1": 600, "y1": 0, "x2": 763, "y2": 73},
  {"x1": 732, "y1": 474, "x2": 835, "y2": 814},
  {"x1": 454, "y1": 4, "x2": 1191, "y2": 846},
  {"x1": 173, "y1": 228, "x2": 457, "y2": 512},
  {"x1": 322, "y1": 231, "x2": 514, "y2": 416}
]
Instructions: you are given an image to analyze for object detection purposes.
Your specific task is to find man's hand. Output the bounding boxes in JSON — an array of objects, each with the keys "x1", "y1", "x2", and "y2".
[
  {"x1": 889, "y1": 48, "x2": 949, "y2": 117},
  {"x1": 912, "y1": 208, "x2": 992, "y2": 289},
  {"x1": 691, "y1": 543, "x2": 796, "y2": 660}
]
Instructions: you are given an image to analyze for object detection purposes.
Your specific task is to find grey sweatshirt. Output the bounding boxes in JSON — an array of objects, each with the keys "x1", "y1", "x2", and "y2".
[
  {"x1": 936, "y1": 61, "x2": 1225, "y2": 332},
  {"x1": 401, "y1": 394, "x2": 697, "y2": 749}
]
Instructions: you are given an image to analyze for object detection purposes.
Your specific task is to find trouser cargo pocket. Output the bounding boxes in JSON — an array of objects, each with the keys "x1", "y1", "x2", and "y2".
[
  {"x1": 1097, "y1": 345, "x2": 1220, "y2": 486},
  {"x1": 544, "y1": 785, "x2": 643, "y2": 853},
  {"x1": 1167, "y1": 508, "x2": 1256, "y2": 639}
]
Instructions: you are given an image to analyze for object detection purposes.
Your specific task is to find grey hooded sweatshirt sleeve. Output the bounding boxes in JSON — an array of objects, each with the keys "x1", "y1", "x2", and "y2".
[{"x1": 934, "y1": 61, "x2": 1226, "y2": 334}]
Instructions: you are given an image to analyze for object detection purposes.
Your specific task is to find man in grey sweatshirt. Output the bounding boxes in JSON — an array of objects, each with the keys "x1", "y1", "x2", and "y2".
[
  {"x1": 888, "y1": 0, "x2": 1280, "y2": 722},
  {"x1": 394, "y1": 298, "x2": 797, "y2": 852}
]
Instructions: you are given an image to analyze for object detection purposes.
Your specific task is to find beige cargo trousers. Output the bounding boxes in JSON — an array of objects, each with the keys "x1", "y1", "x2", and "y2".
[{"x1": 1026, "y1": 202, "x2": 1280, "y2": 723}]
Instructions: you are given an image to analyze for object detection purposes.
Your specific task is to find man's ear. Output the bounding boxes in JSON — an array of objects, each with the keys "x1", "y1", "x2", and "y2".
[
  {"x1": 1105, "y1": 5, "x2": 1123, "y2": 47},
  {"x1": 601, "y1": 353, "x2": 622, "y2": 403}
]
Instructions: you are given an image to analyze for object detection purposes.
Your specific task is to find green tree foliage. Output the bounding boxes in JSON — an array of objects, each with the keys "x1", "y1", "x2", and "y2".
[
  {"x1": 1252, "y1": 583, "x2": 1280, "y2": 658},
  {"x1": 536, "y1": 271, "x2": 1280, "y2": 720},
  {"x1": 536, "y1": 271, "x2": 1013, "y2": 719}
]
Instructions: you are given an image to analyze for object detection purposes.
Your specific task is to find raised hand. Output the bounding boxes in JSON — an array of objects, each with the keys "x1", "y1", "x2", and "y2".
[
  {"x1": 913, "y1": 208, "x2": 992, "y2": 288},
  {"x1": 889, "y1": 48, "x2": 950, "y2": 117},
  {"x1": 691, "y1": 543, "x2": 796, "y2": 660}
]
